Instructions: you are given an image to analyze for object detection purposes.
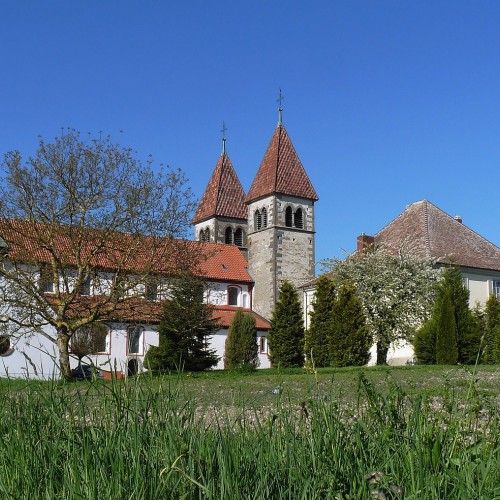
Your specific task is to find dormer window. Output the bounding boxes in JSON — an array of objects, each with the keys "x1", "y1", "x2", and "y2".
[
  {"x1": 294, "y1": 208, "x2": 304, "y2": 229},
  {"x1": 225, "y1": 227, "x2": 233, "y2": 244}
]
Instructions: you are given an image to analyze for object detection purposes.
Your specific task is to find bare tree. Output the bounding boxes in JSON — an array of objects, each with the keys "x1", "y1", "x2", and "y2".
[{"x1": 0, "y1": 130, "x2": 199, "y2": 379}]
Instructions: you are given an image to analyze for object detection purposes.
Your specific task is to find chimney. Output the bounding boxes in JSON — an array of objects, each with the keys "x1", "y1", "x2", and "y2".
[
  {"x1": 357, "y1": 233, "x2": 375, "y2": 253},
  {"x1": 454, "y1": 215, "x2": 462, "y2": 224}
]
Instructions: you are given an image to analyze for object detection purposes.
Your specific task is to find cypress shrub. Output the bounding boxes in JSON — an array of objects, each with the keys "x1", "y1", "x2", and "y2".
[
  {"x1": 224, "y1": 310, "x2": 259, "y2": 370},
  {"x1": 268, "y1": 280, "x2": 305, "y2": 368},
  {"x1": 484, "y1": 294, "x2": 500, "y2": 363},
  {"x1": 304, "y1": 275, "x2": 336, "y2": 367},
  {"x1": 435, "y1": 290, "x2": 458, "y2": 365},
  {"x1": 329, "y1": 282, "x2": 371, "y2": 367},
  {"x1": 414, "y1": 319, "x2": 437, "y2": 364}
]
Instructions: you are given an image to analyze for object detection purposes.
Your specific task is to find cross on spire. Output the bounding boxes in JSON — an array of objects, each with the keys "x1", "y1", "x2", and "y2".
[
  {"x1": 221, "y1": 121, "x2": 228, "y2": 155},
  {"x1": 277, "y1": 88, "x2": 284, "y2": 125}
]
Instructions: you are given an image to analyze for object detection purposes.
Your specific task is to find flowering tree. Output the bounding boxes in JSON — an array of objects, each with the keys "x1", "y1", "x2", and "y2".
[{"x1": 321, "y1": 246, "x2": 439, "y2": 364}]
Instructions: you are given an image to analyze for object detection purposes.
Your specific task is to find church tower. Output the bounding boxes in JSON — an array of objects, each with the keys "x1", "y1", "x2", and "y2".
[
  {"x1": 245, "y1": 105, "x2": 318, "y2": 320},
  {"x1": 192, "y1": 133, "x2": 248, "y2": 253}
]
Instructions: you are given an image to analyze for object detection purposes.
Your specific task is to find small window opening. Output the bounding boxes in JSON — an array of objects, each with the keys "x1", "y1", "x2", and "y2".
[
  {"x1": 228, "y1": 286, "x2": 239, "y2": 306},
  {"x1": 145, "y1": 280, "x2": 158, "y2": 301},
  {"x1": 234, "y1": 228, "x2": 243, "y2": 247},
  {"x1": 200, "y1": 228, "x2": 210, "y2": 242},
  {"x1": 225, "y1": 227, "x2": 233, "y2": 244},
  {"x1": 285, "y1": 206, "x2": 293, "y2": 227},
  {"x1": 262, "y1": 207, "x2": 268, "y2": 228},
  {"x1": 259, "y1": 336, "x2": 268, "y2": 354},
  {"x1": 294, "y1": 208, "x2": 304, "y2": 229},
  {"x1": 79, "y1": 274, "x2": 91, "y2": 295},
  {"x1": 254, "y1": 210, "x2": 262, "y2": 230},
  {"x1": 39, "y1": 266, "x2": 54, "y2": 293}
]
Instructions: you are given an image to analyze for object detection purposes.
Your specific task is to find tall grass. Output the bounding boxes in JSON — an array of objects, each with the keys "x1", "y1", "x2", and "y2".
[{"x1": 0, "y1": 371, "x2": 498, "y2": 499}]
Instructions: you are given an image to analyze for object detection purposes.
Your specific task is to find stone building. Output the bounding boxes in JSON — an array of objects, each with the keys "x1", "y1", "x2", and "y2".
[{"x1": 193, "y1": 113, "x2": 319, "y2": 320}]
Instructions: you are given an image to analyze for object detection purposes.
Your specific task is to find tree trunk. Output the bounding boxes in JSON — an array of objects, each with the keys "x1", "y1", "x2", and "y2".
[
  {"x1": 376, "y1": 341, "x2": 389, "y2": 365},
  {"x1": 57, "y1": 328, "x2": 72, "y2": 380}
]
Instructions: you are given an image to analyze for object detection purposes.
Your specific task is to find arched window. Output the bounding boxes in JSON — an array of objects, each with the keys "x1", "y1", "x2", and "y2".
[
  {"x1": 262, "y1": 207, "x2": 268, "y2": 228},
  {"x1": 228, "y1": 286, "x2": 239, "y2": 306},
  {"x1": 285, "y1": 206, "x2": 293, "y2": 227},
  {"x1": 200, "y1": 228, "x2": 210, "y2": 242},
  {"x1": 234, "y1": 228, "x2": 243, "y2": 247},
  {"x1": 294, "y1": 208, "x2": 304, "y2": 229},
  {"x1": 254, "y1": 210, "x2": 262, "y2": 230},
  {"x1": 225, "y1": 227, "x2": 233, "y2": 244}
]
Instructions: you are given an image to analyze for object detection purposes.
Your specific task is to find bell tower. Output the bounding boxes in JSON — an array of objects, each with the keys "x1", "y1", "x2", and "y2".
[{"x1": 245, "y1": 100, "x2": 318, "y2": 320}]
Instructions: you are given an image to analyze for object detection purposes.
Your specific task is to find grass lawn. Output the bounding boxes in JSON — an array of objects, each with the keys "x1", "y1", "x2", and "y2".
[{"x1": 0, "y1": 365, "x2": 498, "y2": 498}]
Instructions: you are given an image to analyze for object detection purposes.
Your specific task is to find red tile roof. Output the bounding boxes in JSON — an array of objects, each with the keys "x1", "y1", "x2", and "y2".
[
  {"x1": 212, "y1": 305, "x2": 270, "y2": 330},
  {"x1": 375, "y1": 200, "x2": 500, "y2": 271},
  {"x1": 192, "y1": 153, "x2": 247, "y2": 224},
  {"x1": 0, "y1": 219, "x2": 253, "y2": 282},
  {"x1": 245, "y1": 125, "x2": 318, "y2": 203}
]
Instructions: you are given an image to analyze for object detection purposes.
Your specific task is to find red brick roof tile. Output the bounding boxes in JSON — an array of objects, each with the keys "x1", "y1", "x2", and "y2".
[
  {"x1": 246, "y1": 125, "x2": 318, "y2": 203},
  {"x1": 375, "y1": 200, "x2": 500, "y2": 271},
  {"x1": 212, "y1": 305, "x2": 270, "y2": 330},
  {"x1": 192, "y1": 153, "x2": 247, "y2": 224}
]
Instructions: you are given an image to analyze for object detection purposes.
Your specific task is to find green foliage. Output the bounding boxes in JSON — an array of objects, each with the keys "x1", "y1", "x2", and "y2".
[
  {"x1": 329, "y1": 282, "x2": 372, "y2": 367},
  {"x1": 414, "y1": 319, "x2": 437, "y2": 364},
  {"x1": 224, "y1": 310, "x2": 259, "y2": 370},
  {"x1": 268, "y1": 280, "x2": 304, "y2": 368},
  {"x1": 145, "y1": 273, "x2": 219, "y2": 371},
  {"x1": 484, "y1": 294, "x2": 500, "y2": 363},
  {"x1": 322, "y1": 247, "x2": 438, "y2": 365},
  {"x1": 415, "y1": 266, "x2": 482, "y2": 365},
  {"x1": 435, "y1": 290, "x2": 458, "y2": 364},
  {"x1": 304, "y1": 275, "x2": 335, "y2": 367}
]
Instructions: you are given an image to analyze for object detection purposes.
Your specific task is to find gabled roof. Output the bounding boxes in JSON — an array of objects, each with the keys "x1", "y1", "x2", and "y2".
[
  {"x1": 212, "y1": 305, "x2": 270, "y2": 330},
  {"x1": 192, "y1": 152, "x2": 247, "y2": 224},
  {"x1": 245, "y1": 124, "x2": 318, "y2": 203},
  {"x1": 0, "y1": 219, "x2": 253, "y2": 283},
  {"x1": 375, "y1": 200, "x2": 500, "y2": 272}
]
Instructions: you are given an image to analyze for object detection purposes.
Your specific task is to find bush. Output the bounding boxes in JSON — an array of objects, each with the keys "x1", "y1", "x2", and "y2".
[{"x1": 224, "y1": 310, "x2": 259, "y2": 370}]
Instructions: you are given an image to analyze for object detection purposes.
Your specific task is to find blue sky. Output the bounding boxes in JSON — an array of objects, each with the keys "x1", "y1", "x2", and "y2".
[{"x1": 2, "y1": 1, "x2": 500, "y2": 269}]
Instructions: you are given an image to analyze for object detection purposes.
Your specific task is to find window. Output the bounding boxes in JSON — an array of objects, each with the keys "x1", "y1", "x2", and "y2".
[
  {"x1": 259, "y1": 336, "x2": 268, "y2": 354},
  {"x1": 199, "y1": 228, "x2": 210, "y2": 242},
  {"x1": 228, "y1": 286, "x2": 239, "y2": 306},
  {"x1": 262, "y1": 207, "x2": 268, "y2": 228},
  {"x1": 225, "y1": 227, "x2": 233, "y2": 244},
  {"x1": 493, "y1": 281, "x2": 500, "y2": 300},
  {"x1": 254, "y1": 210, "x2": 262, "y2": 230},
  {"x1": 0, "y1": 335, "x2": 13, "y2": 357},
  {"x1": 234, "y1": 228, "x2": 243, "y2": 247},
  {"x1": 127, "y1": 325, "x2": 144, "y2": 355},
  {"x1": 39, "y1": 266, "x2": 54, "y2": 293},
  {"x1": 285, "y1": 206, "x2": 293, "y2": 227},
  {"x1": 145, "y1": 279, "x2": 158, "y2": 301},
  {"x1": 79, "y1": 274, "x2": 91, "y2": 295},
  {"x1": 294, "y1": 208, "x2": 304, "y2": 229}
]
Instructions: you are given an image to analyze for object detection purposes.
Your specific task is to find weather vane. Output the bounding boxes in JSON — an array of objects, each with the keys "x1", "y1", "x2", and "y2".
[
  {"x1": 277, "y1": 88, "x2": 284, "y2": 125},
  {"x1": 221, "y1": 121, "x2": 228, "y2": 154}
]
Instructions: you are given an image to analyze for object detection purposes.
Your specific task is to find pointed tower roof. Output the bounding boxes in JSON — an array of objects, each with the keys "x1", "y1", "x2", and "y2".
[
  {"x1": 245, "y1": 124, "x2": 318, "y2": 203},
  {"x1": 192, "y1": 150, "x2": 247, "y2": 224},
  {"x1": 375, "y1": 199, "x2": 500, "y2": 271}
]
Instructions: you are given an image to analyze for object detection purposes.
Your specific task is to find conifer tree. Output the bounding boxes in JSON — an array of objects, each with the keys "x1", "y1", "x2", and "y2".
[
  {"x1": 435, "y1": 290, "x2": 458, "y2": 364},
  {"x1": 329, "y1": 282, "x2": 371, "y2": 367},
  {"x1": 145, "y1": 273, "x2": 219, "y2": 371},
  {"x1": 414, "y1": 319, "x2": 437, "y2": 364},
  {"x1": 304, "y1": 275, "x2": 336, "y2": 367},
  {"x1": 268, "y1": 280, "x2": 305, "y2": 368},
  {"x1": 224, "y1": 309, "x2": 259, "y2": 370},
  {"x1": 484, "y1": 294, "x2": 500, "y2": 364}
]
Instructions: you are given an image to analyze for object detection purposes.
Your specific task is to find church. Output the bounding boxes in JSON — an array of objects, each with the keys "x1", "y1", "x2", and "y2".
[{"x1": 192, "y1": 107, "x2": 319, "y2": 321}]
